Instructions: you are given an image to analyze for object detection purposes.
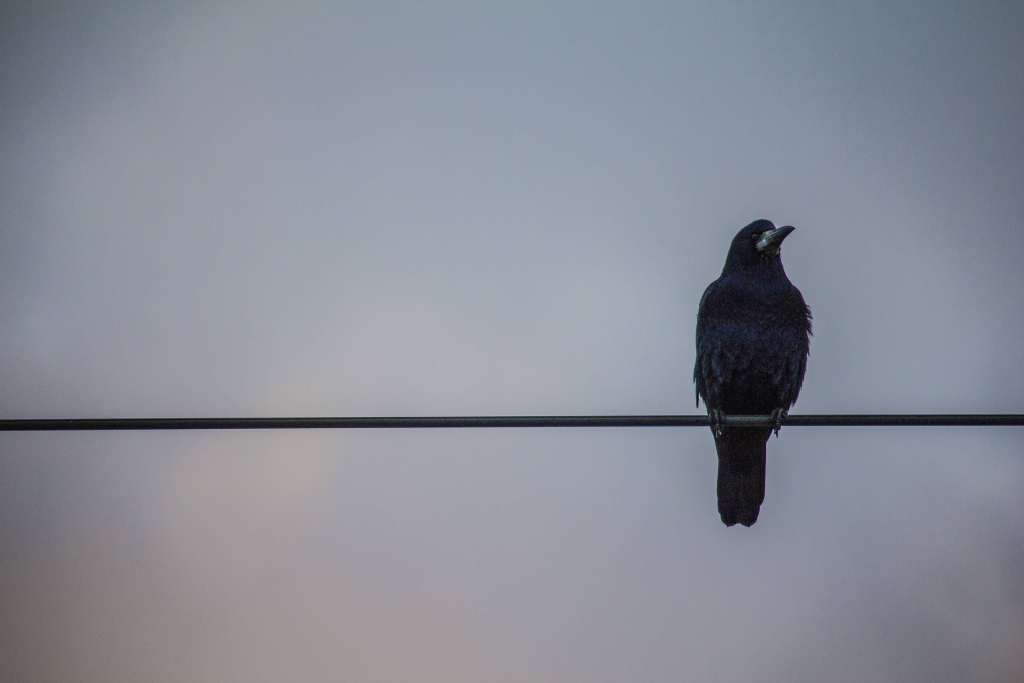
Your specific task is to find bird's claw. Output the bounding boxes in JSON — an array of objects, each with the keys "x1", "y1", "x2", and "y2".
[
  {"x1": 709, "y1": 409, "x2": 726, "y2": 438},
  {"x1": 770, "y1": 408, "x2": 788, "y2": 437}
]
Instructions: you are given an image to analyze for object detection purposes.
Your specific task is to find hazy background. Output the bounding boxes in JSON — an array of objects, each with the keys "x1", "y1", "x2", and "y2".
[{"x1": 2, "y1": 2, "x2": 1023, "y2": 681}]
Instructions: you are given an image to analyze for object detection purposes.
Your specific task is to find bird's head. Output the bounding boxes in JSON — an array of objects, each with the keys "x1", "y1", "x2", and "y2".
[{"x1": 723, "y1": 219, "x2": 796, "y2": 272}]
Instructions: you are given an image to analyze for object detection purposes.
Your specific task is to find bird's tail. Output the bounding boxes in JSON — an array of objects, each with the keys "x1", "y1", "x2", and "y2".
[{"x1": 715, "y1": 428, "x2": 770, "y2": 527}]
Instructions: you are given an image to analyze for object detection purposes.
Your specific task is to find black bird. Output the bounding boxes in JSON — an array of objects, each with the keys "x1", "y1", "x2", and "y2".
[{"x1": 695, "y1": 219, "x2": 811, "y2": 526}]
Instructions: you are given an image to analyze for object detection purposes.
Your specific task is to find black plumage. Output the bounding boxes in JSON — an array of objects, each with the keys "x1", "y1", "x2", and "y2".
[{"x1": 695, "y1": 219, "x2": 811, "y2": 526}]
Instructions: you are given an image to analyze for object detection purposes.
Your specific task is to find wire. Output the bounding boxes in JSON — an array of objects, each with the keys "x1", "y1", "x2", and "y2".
[{"x1": 1, "y1": 414, "x2": 1022, "y2": 431}]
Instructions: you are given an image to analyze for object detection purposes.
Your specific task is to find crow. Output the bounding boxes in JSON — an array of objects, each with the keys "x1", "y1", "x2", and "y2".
[{"x1": 695, "y1": 219, "x2": 811, "y2": 526}]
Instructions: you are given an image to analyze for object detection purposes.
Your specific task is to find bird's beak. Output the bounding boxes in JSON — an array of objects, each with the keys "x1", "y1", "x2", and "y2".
[{"x1": 755, "y1": 225, "x2": 795, "y2": 254}]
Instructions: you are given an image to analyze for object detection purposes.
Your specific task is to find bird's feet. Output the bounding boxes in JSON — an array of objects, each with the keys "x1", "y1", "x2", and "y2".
[
  {"x1": 770, "y1": 408, "x2": 788, "y2": 437},
  {"x1": 709, "y1": 408, "x2": 726, "y2": 438}
]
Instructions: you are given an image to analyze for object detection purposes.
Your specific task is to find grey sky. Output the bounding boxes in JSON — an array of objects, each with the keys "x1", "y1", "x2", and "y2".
[{"x1": 2, "y1": 2, "x2": 1023, "y2": 681}]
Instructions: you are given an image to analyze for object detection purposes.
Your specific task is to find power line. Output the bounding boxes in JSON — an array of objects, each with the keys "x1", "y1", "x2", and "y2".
[{"x1": 1, "y1": 414, "x2": 1022, "y2": 431}]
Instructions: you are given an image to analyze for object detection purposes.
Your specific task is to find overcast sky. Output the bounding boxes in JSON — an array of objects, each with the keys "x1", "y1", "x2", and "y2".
[{"x1": 2, "y1": 2, "x2": 1023, "y2": 681}]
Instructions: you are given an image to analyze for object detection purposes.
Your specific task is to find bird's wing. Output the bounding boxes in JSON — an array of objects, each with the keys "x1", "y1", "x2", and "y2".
[
  {"x1": 694, "y1": 280, "x2": 723, "y2": 408},
  {"x1": 774, "y1": 287, "x2": 812, "y2": 409},
  {"x1": 771, "y1": 328, "x2": 809, "y2": 409}
]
